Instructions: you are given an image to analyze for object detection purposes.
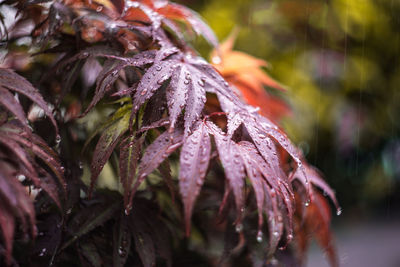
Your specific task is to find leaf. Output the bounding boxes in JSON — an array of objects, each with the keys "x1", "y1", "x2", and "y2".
[
  {"x1": 79, "y1": 50, "x2": 157, "y2": 116},
  {"x1": 0, "y1": 68, "x2": 58, "y2": 134},
  {"x1": 0, "y1": 87, "x2": 27, "y2": 127},
  {"x1": 182, "y1": 69, "x2": 207, "y2": 135},
  {"x1": 0, "y1": 164, "x2": 36, "y2": 238},
  {"x1": 127, "y1": 198, "x2": 172, "y2": 267},
  {"x1": 294, "y1": 191, "x2": 339, "y2": 267},
  {"x1": 131, "y1": 59, "x2": 174, "y2": 114},
  {"x1": 211, "y1": 31, "x2": 289, "y2": 122},
  {"x1": 89, "y1": 112, "x2": 130, "y2": 193},
  {"x1": 292, "y1": 162, "x2": 340, "y2": 214},
  {"x1": 206, "y1": 121, "x2": 246, "y2": 224},
  {"x1": 119, "y1": 134, "x2": 142, "y2": 206},
  {"x1": 129, "y1": 211, "x2": 156, "y2": 267},
  {"x1": 79, "y1": 240, "x2": 103, "y2": 267},
  {"x1": 3, "y1": 128, "x2": 65, "y2": 190},
  {"x1": 0, "y1": 200, "x2": 15, "y2": 266},
  {"x1": 62, "y1": 200, "x2": 120, "y2": 250},
  {"x1": 166, "y1": 65, "x2": 189, "y2": 131},
  {"x1": 179, "y1": 122, "x2": 211, "y2": 235},
  {"x1": 113, "y1": 215, "x2": 131, "y2": 267},
  {"x1": 157, "y1": 2, "x2": 219, "y2": 47},
  {"x1": 129, "y1": 128, "x2": 183, "y2": 206}
]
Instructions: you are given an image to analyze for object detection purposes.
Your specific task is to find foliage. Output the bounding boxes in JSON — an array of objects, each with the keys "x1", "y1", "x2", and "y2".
[
  {"x1": 197, "y1": 0, "x2": 400, "y2": 214},
  {"x1": 0, "y1": 0, "x2": 340, "y2": 266}
]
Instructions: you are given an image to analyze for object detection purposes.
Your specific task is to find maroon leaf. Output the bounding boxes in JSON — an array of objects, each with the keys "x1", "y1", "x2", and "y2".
[
  {"x1": 131, "y1": 60, "x2": 174, "y2": 114},
  {"x1": 113, "y1": 215, "x2": 131, "y2": 267},
  {"x1": 206, "y1": 121, "x2": 246, "y2": 224},
  {"x1": 89, "y1": 114, "x2": 129, "y2": 194},
  {"x1": 183, "y1": 71, "x2": 207, "y2": 135},
  {"x1": 0, "y1": 199, "x2": 15, "y2": 266},
  {"x1": 0, "y1": 165, "x2": 36, "y2": 239},
  {"x1": 0, "y1": 87, "x2": 27, "y2": 127},
  {"x1": 179, "y1": 122, "x2": 211, "y2": 235},
  {"x1": 128, "y1": 210, "x2": 156, "y2": 267},
  {"x1": 0, "y1": 68, "x2": 58, "y2": 134},
  {"x1": 166, "y1": 65, "x2": 189, "y2": 131},
  {"x1": 128, "y1": 128, "x2": 183, "y2": 208},
  {"x1": 0, "y1": 125, "x2": 65, "y2": 192},
  {"x1": 119, "y1": 134, "x2": 142, "y2": 206}
]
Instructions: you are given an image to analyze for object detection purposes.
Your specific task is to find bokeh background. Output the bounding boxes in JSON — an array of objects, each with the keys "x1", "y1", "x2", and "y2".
[{"x1": 180, "y1": 0, "x2": 400, "y2": 266}]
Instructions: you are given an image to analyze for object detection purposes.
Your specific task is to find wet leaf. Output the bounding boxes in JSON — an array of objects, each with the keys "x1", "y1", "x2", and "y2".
[
  {"x1": 0, "y1": 68, "x2": 58, "y2": 134},
  {"x1": 179, "y1": 122, "x2": 211, "y2": 235}
]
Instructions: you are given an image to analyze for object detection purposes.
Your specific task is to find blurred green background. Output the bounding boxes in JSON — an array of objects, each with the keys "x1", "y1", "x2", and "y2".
[{"x1": 180, "y1": 0, "x2": 400, "y2": 224}]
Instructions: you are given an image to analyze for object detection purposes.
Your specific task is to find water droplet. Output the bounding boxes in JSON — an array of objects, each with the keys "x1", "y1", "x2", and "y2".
[
  {"x1": 39, "y1": 248, "x2": 47, "y2": 257},
  {"x1": 80, "y1": 52, "x2": 89, "y2": 59},
  {"x1": 112, "y1": 70, "x2": 119, "y2": 76},
  {"x1": 55, "y1": 134, "x2": 61, "y2": 144},
  {"x1": 140, "y1": 89, "x2": 147, "y2": 96},
  {"x1": 96, "y1": 6, "x2": 103, "y2": 12},
  {"x1": 184, "y1": 79, "x2": 190, "y2": 85},
  {"x1": 212, "y1": 56, "x2": 221, "y2": 64},
  {"x1": 273, "y1": 231, "x2": 279, "y2": 237},
  {"x1": 17, "y1": 174, "x2": 26, "y2": 182},
  {"x1": 336, "y1": 207, "x2": 342, "y2": 216},
  {"x1": 155, "y1": 65, "x2": 162, "y2": 71},
  {"x1": 125, "y1": 204, "x2": 132, "y2": 215},
  {"x1": 305, "y1": 200, "x2": 310, "y2": 207},
  {"x1": 287, "y1": 233, "x2": 293, "y2": 240},
  {"x1": 66, "y1": 208, "x2": 72, "y2": 214},
  {"x1": 256, "y1": 231, "x2": 263, "y2": 243},
  {"x1": 269, "y1": 257, "x2": 278, "y2": 265},
  {"x1": 118, "y1": 247, "x2": 126, "y2": 257},
  {"x1": 197, "y1": 79, "x2": 205, "y2": 87},
  {"x1": 235, "y1": 223, "x2": 243, "y2": 233}
]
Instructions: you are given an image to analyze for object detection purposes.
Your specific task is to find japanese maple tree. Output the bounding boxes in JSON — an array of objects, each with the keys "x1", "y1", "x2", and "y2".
[{"x1": 0, "y1": 0, "x2": 340, "y2": 266}]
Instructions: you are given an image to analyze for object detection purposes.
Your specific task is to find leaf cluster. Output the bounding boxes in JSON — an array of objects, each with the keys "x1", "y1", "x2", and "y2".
[{"x1": 0, "y1": 0, "x2": 340, "y2": 266}]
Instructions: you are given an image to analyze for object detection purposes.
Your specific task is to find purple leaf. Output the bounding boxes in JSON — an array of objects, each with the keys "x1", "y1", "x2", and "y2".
[
  {"x1": 131, "y1": 60, "x2": 174, "y2": 114},
  {"x1": 81, "y1": 60, "x2": 127, "y2": 117},
  {"x1": 0, "y1": 199, "x2": 15, "y2": 266},
  {"x1": 183, "y1": 70, "x2": 207, "y2": 135},
  {"x1": 0, "y1": 68, "x2": 58, "y2": 134},
  {"x1": 119, "y1": 134, "x2": 142, "y2": 207},
  {"x1": 206, "y1": 121, "x2": 245, "y2": 224},
  {"x1": 113, "y1": 216, "x2": 131, "y2": 267},
  {"x1": 89, "y1": 114, "x2": 129, "y2": 194},
  {"x1": 166, "y1": 65, "x2": 189, "y2": 131},
  {"x1": 128, "y1": 128, "x2": 183, "y2": 207},
  {"x1": 179, "y1": 122, "x2": 211, "y2": 235},
  {"x1": 2, "y1": 127, "x2": 65, "y2": 190},
  {"x1": 0, "y1": 87, "x2": 27, "y2": 127},
  {"x1": 237, "y1": 141, "x2": 266, "y2": 233}
]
